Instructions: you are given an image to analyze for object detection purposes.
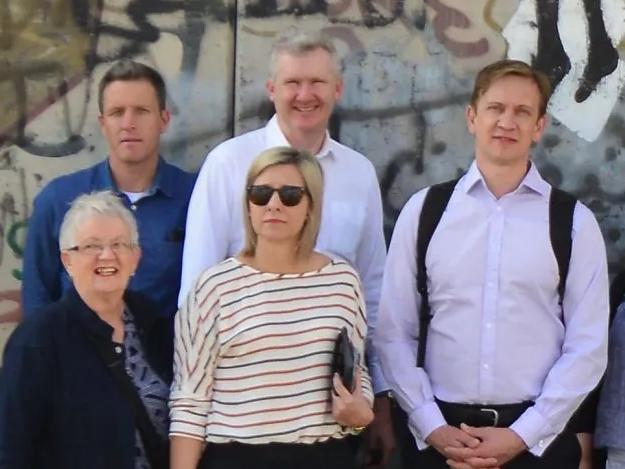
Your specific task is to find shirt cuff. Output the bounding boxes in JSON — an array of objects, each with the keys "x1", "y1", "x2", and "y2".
[
  {"x1": 368, "y1": 360, "x2": 389, "y2": 394},
  {"x1": 509, "y1": 406, "x2": 557, "y2": 456},
  {"x1": 407, "y1": 400, "x2": 447, "y2": 450}
]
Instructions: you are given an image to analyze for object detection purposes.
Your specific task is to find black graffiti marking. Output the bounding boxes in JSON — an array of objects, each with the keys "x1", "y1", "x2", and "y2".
[
  {"x1": 1, "y1": 0, "x2": 234, "y2": 157},
  {"x1": 244, "y1": 0, "x2": 426, "y2": 30},
  {"x1": 575, "y1": 0, "x2": 619, "y2": 102},
  {"x1": 333, "y1": 94, "x2": 470, "y2": 236},
  {"x1": 532, "y1": 0, "x2": 618, "y2": 102}
]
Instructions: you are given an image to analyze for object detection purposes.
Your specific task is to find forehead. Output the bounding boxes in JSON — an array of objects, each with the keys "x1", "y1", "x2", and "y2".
[
  {"x1": 101, "y1": 79, "x2": 159, "y2": 109},
  {"x1": 476, "y1": 74, "x2": 541, "y2": 108},
  {"x1": 254, "y1": 163, "x2": 305, "y2": 185},
  {"x1": 273, "y1": 48, "x2": 336, "y2": 77},
  {"x1": 74, "y1": 214, "x2": 130, "y2": 240}
]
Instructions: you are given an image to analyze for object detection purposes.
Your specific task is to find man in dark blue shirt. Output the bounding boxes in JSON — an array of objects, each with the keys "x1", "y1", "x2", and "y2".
[{"x1": 21, "y1": 60, "x2": 196, "y2": 318}]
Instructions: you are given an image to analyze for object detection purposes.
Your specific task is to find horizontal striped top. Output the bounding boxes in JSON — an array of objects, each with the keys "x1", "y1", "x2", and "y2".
[{"x1": 169, "y1": 257, "x2": 373, "y2": 444}]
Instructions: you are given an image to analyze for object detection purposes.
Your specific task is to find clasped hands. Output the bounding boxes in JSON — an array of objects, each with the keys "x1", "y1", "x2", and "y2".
[{"x1": 426, "y1": 423, "x2": 528, "y2": 469}]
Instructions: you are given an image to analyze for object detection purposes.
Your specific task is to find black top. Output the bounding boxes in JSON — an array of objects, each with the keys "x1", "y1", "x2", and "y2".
[{"x1": 0, "y1": 287, "x2": 173, "y2": 469}]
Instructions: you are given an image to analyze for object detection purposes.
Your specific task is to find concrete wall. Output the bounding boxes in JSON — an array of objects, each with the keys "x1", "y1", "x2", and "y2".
[{"x1": 1, "y1": 0, "x2": 624, "y2": 346}]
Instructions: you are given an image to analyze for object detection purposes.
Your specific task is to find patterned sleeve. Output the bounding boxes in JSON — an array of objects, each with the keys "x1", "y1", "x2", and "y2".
[{"x1": 169, "y1": 275, "x2": 221, "y2": 440}]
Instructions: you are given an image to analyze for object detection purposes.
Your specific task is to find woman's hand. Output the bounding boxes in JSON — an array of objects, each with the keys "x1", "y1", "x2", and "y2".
[{"x1": 331, "y1": 368, "x2": 374, "y2": 428}]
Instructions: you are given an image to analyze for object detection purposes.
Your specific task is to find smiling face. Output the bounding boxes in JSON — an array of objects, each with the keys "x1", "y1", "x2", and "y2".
[
  {"x1": 248, "y1": 163, "x2": 310, "y2": 249},
  {"x1": 266, "y1": 48, "x2": 343, "y2": 143},
  {"x1": 61, "y1": 214, "x2": 141, "y2": 299},
  {"x1": 466, "y1": 74, "x2": 546, "y2": 169},
  {"x1": 98, "y1": 79, "x2": 170, "y2": 170}
]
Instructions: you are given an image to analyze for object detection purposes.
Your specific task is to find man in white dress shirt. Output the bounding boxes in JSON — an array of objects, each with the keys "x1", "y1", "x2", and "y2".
[
  {"x1": 179, "y1": 30, "x2": 395, "y2": 466},
  {"x1": 374, "y1": 60, "x2": 609, "y2": 469}
]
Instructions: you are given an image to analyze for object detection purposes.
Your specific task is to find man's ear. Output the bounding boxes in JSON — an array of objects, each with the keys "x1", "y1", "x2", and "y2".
[
  {"x1": 465, "y1": 105, "x2": 477, "y2": 135},
  {"x1": 266, "y1": 79, "x2": 275, "y2": 102},
  {"x1": 159, "y1": 109, "x2": 171, "y2": 134},
  {"x1": 532, "y1": 114, "x2": 548, "y2": 143}
]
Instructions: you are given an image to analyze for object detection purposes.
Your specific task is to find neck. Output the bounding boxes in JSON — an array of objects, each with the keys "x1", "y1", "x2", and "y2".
[
  {"x1": 248, "y1": 239, "x2": 304, "y2": 273},
  {"x1": 278, "y1": 117, "x2": 327, "y2": 155},
  {"x1": 476, "y1": 156, "x2": 530, "y2": 199},
  {"x1": 79, "y1": 289, "x2": 125, "y2": 341},
  {"x1": 109, "y1": 155, "x2": 158, "y2": 192}
]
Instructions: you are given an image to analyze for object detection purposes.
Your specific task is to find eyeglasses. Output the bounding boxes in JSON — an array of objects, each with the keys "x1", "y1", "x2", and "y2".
[
  {"x1": 247, "y1": 185, "x2": 307, "y2": 207},
  {"x1": 65, "y1": 241, "x2": 135, "y2": 256}
]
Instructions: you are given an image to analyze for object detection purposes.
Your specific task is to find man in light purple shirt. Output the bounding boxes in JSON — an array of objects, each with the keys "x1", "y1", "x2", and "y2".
[{"x1": 375, "y1": 60, "x2": 609, "y2": 469}]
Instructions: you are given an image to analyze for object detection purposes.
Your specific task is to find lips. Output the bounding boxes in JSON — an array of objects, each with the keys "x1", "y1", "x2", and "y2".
[
  {"x1": 95, "y1": 267, "x2": 118, "y2": 276},
  {"x1": 294, "y1": 104, "x2": 318, "y2": 112},
  {"x1": 493, "y1": 136, "x2": 518, "y2": 143}
]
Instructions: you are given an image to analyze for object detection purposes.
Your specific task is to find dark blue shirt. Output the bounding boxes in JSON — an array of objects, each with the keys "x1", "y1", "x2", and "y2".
[
  {"x1": 0, "y1": 288, "x2": 173, "y2": 469},
  {"x1": 22, "y1": 158, "x2": 196, "y2": 318}
]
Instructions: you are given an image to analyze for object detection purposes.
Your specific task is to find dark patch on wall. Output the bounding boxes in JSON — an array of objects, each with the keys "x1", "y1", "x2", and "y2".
[
  {"x1": 542, "y1": 134, "x2": 561, "y2": 149},
  {"x1": 431, "y1": 141, "x2": 446, "y2": 155},
  {"x1": 605, "y1": 147, "x2": 617, "y2": 162}
]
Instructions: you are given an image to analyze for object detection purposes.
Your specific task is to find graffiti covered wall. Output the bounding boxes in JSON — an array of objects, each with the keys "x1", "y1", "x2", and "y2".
[{"x1": 1, "y1": 0, "x2": 624, "y2": 341}]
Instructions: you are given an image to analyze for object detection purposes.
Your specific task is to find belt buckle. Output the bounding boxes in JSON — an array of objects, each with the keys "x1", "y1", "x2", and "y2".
[{"x1": 479, "y1": 407, "x2": 499, "y2": 426}]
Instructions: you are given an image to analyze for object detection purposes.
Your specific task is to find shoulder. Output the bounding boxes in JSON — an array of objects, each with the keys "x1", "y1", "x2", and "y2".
[
  {"x1": 205, "y1": 128, "x2": 265, "y2": 165},
  {"x1": 564, "y1": 195, "x2": 604, "y2": 242},
  {"x1": 33, "y1": 162, "x2": 103, "y2": 209},
  {"x1": 161, "y1": 159, "x2": 196, "y2": 182},
  {"x1": 159, "y1": 159, "x2": 197, "y2": 197},
  {"x1": 328, "y1": 139, "x2": 377, "y2": 176},
  {"x1": 189, "y1": 257, "x2": 248, "y2": 299},
  {"x1": 6, "y1": 301, "x2": 69, "y2": 350},
  {"x1": 321, "y1": 258, "x2": 362, "y2": 285}
]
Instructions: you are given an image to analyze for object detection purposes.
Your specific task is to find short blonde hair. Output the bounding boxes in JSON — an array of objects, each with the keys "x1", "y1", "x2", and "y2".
[
  {"x1": 471, "y1": 59, "x2": 552, "y2": 117},
  {"x1": 241, "y1": 146, "x2": 323, "y2": 258}
]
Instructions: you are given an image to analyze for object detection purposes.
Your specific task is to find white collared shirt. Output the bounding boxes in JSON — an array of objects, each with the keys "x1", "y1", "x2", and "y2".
[
  {"x1": 374, "y1": 161, "x2": 609, "y2": 455},
  {"x1": 180, "y1": 115, "x2": 388, "y2": 391}
]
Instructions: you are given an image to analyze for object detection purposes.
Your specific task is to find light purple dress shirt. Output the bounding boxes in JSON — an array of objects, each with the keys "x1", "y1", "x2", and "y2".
[{"x1": 374, "y1": 161, "x2": 608, "y2": 456}]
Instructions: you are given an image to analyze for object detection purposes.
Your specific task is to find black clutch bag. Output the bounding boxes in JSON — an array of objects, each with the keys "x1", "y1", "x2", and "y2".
[{"x1": 332, "y1": 327, "x2": 357, "y2": 392}]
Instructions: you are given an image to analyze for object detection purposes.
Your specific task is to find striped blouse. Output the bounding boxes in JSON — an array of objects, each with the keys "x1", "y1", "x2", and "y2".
[{"x1": 169, "y1": 257, "x2": 373, "y2": 444}]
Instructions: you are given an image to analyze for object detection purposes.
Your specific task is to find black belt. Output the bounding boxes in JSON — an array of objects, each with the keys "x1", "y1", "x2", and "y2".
[{"x1": 436, "y1": 399, "x2": 534, "y2": 428}]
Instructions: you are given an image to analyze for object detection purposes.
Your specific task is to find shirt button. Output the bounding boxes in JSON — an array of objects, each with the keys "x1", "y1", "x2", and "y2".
[
  {"x1": 114, "y1": 345, "x2": 123, "y2": 354},
  {"x1": 483, "y1": 364, "x2": 489, "y2": 370},
  {"x1": 496, "y1": 206, "x2": 502, "y2": 212},
  {"x1": 130, "y1": 204, "x2": 137, "y2": 211},
  {"x1": 538, "y1": 440, "x2": 545, "y2": 447},
  {"x1": 486, "y1": 323, "x2": 492, "y2": 329}
]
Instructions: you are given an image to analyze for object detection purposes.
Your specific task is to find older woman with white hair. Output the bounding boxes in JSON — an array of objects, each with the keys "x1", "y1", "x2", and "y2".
[
  {"x1": 0, "y1": 191, "x2": 171, "y2": 469},
  {"x1": 170, "y1": 147, "x2": 374, "y2": 469}
]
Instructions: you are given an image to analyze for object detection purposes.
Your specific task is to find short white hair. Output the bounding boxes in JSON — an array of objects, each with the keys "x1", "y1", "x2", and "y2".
[
  {"x1": 59, "y1": 191, "x2": 139, "y2": 250},
  {"x1": 269, "y1": 29, "x2": 341, "y2": 79}
]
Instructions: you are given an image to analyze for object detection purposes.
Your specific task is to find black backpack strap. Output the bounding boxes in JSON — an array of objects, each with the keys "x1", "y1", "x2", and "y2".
[
  {"x1": 549, "y1": 187, "x2": 576, "y2": 306},
  {"x1": 609, "y1": 270, "x2": 625, "y2": 321},
  {"x1": 416, "y1": 179, "x2": 459, "y2": 368}
]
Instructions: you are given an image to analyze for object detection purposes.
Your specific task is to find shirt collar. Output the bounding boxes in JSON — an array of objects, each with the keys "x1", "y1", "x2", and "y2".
[
  {"x1": 265, "y1": 114, "x2": 335, "y2": 160},
  {"x1": 94, "y1": 158, "x2": 174, "y2": 198},
  {"x1": 461, "y1": 159, "x2": 549, "y2": 197}
]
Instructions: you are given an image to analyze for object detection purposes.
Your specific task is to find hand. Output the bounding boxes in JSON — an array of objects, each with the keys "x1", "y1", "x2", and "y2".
[
  {"x1": 364, "y1": 394, "x2": 396, "y2": 468},
  {"x1": 332, "y1": 368, "x2": 374, "y2": 428},
  {"x1": 426, "y1": 424, "x2": 481, "y2": 455},
  {"x1": 577, "y1": 433, "x2": 593, "y2": 469},
  {"x1": 444, "y1": 424, "x2": 527, "y2": 467}
]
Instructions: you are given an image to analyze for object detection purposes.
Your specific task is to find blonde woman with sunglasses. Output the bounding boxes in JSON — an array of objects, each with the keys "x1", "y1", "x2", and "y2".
[{"x1": 170, "y1": 146, "x2": 373, "y2": 469}]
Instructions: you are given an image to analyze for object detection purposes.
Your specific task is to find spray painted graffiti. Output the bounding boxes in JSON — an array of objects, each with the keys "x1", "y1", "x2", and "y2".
[
  {"x1": 0, "y1": 0, "x2": 625, "y2": 332},
  {"x1": 505, "y1": 0, "x2": 625, "y2": 141}
]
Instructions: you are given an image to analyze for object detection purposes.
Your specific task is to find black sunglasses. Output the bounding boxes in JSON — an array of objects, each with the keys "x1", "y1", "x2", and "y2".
[{"x1": 247, "y1": 185, "x2": 307, "y2": 207}]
